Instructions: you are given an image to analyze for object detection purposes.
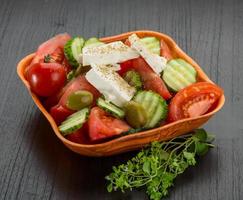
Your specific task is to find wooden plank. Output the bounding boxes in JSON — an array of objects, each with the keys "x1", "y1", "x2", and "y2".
[{"x1": 0, "y1": 0, "x2": 242, "y2": 199}]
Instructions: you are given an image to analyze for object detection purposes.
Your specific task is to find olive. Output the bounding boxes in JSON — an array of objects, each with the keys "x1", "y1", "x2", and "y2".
[
  {"x1": 124, "y1": 101, "x2": 147, "y2": 128},
  {"x1": 66, "y1": 90, "x2": 93, "y2": 110}
]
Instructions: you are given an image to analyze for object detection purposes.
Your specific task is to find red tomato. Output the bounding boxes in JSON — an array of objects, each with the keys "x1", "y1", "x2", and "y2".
[
  {"x1": 31, "y1": 33, "x2": 71, "y2": 65},
  {"x1": 168, "y1": 82, "x2": 223, "y2": 122},
  {"x1": 58, "y1": 75, "x2": 100, "y2": 108},
  {"x1": 118, "y1": 60, "x2": 133, "y2": 75},
  {"x1": 50, "y1": 105, "x2": 73, "y2": 125},
  {"x1": 160, "y1": 39, "x2": 173, "y2": 60},
  {"x1": 88, "y1": 107, "x2": 130, "y2": 141},
  {"x1": 132, "y1": 57, "x2": 172, "y2": 100},
  {"x1": 66, "y1": 122, "x2": 90, "y2": 144},
  {"x1": 49, "y1": 75, "x2": 100, "y2": 123},
  {"x1": 26, "y1": 62, "x2": 66, "y2": 97}
]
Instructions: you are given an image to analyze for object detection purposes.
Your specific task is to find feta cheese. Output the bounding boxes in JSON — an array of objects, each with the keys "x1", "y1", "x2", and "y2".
[
  {"x1": 128, "y1": 34, "x2": 167, "y2": 74},
  {"x1": 82, "y1": 41, "x2": 139, "y2": 66},
  {"x1": 85, "y1": 64, "x2": 136, "y2": 106}
]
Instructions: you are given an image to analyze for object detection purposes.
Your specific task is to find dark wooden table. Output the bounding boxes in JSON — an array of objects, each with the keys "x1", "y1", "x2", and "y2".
[{"x1": 0, "y1": 0, "x2": 242, "y2": 199}]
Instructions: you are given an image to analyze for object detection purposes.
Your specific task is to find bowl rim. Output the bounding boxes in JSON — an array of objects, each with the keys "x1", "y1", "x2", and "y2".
[{"x1": 17, "y1": 30, "x2": 225, "y2": 149}]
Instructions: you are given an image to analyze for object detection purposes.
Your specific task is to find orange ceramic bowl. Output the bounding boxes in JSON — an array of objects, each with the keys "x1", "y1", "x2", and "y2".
[{"x1": 17, "y1": 30, "x2": 225, "y2": 156}]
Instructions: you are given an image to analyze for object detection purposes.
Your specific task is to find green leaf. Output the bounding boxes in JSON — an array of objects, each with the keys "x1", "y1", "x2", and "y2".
[
  {"x1": 194, "y1": 129, "x2": 207, "y2": 141},
  {"x1": 195, "y1": 142, "x2": 209, "y2": 156},
  {"x1": 206, "y1": 133, "x2": 215, "y2": 142},
  {"x1": 143, "y1": 160, "x2": 151, "y2": 174},
  {"x1": 183, "y1": 151, "x2": 196, "y2": 165},
  {"x1": 107, "y1": 183, "x2": 113, "y2": 192}
]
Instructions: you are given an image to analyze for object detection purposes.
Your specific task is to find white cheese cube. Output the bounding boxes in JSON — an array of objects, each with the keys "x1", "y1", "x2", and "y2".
[
  {"x1": 85, "y1": 64, "x2": 136, "y2": 107},
  {"x1": 128, "y1": 34, "x2": 167, "y2": 74},
  {"x1": 82, "y1": 41, "x2": 139, "y2": 66}
]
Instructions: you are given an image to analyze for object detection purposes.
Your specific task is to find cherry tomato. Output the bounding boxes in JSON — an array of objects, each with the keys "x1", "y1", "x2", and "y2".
[
  {"x1": 132, "y1": 57, "x2": 172, "y2": 100},
  {"x1": 160, "y1": 39, "x2": 173, "y2": 60},
  {"x1": 88, "y1": 107, "x2": 130, "y2": 141},
  {"x1": 168, "y1": 82, "x2": 223, "y2": 122},
  {"x1": 26, "y1": 62, "x2": 66, "y2": 97}
]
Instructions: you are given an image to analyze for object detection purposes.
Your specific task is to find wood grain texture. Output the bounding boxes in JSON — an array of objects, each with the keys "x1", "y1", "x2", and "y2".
[{"x1": 0, "y1": 0, "x2": 242, "y2": 199}]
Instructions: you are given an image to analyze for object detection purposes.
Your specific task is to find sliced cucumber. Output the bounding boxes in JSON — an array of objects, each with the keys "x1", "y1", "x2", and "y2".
[
  {"x1": 162, "y1": 58, "x2": 197, "y2": 92},
  {"x1": 141, "y1": 37, "x2": 160, "y2": 55},
  {"x1": 123, "y1": 70, "x2": 142, "y2": 90},
  {"x1": 133, "y1": 91, "x2": 168, "y2": 128},
  {"x1": 97, "y1": 98, "x2": 125, "y2": 119},
  {"x1": 84, "y1": 37, "x2": 104, "y2": 48},
  {"x1": 64, "y1": 37, "x2": 85, "y2": 68},
  {"x1": 58, "y1": 108, "x2": 89, "y2": 135}
]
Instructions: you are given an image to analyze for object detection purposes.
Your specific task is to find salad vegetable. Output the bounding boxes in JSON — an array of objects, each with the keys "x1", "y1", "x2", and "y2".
[
  {"x1": 25, "y1": 33, "x2": 223, "y2": 144},
  {"x1": 106, "y1": 129, "x2": 215, "y2": 200}
]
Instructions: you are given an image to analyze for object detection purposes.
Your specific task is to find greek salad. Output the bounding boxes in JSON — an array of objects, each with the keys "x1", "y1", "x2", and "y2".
[{"x1": 25, "y1": 33, "x2": 223, "y2": 144}]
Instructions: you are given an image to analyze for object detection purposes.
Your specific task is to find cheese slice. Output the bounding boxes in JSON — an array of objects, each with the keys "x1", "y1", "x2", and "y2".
[
  {"x1": 128, "y1": 34, "x2": 167, "y2": 74},
  {"x1": 85, "y1": 64, "x2": 136, "y2": 107},
  {"x1": 82, "y1": 41, "x2": 139, "y2": 66}
]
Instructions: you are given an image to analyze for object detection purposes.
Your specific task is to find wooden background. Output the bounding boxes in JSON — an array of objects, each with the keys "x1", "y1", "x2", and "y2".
[{"x1": 0, "y1": 0, "x2": 242, "y2": 199}]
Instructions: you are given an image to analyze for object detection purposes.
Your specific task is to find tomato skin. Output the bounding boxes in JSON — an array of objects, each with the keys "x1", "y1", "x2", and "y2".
[
  {"x1": 118, "y1": 60, "x2": 133, "y2": 75},
  {"x1": 31, "y1": 33, "x2": 71, "y2": 65},
  {"x1": 26, "y1": 62, "x2": 66, "y2": 97},
  {"x1": 66, "y1": 122, "x2": 90, "y2": 144},
  {"x1": 50, "y1": 105, "x2": 73, "y2": 125},
  {"x1": 168, "y1": 82, "x2": 223, "y2": 122},
  {"x1": 131, "y1": 57, "x2": 172, "y2": 100},
  {"x1": 88, "y1": 107, "x2": 130, "y2": 141},
  {"x1": 160, "y1": 39, "x2": 173, "y2": 60}
]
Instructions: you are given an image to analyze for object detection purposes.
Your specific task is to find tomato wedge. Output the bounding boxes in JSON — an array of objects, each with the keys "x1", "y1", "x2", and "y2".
[
  {"x1": 49, "y1": 75, "x2": 100, "y2": 123},
  {"x1": 131, "y1": 57, "x2": 172, "y2": 100},
  {"x1": 88, "y1": 107, "x2": 130, "y2": 141},
  {"x1": 66, "y1": 122, "x2": 90, "y2": 144},
  {"x1": 117, "y1": 60, "x2": 133, "y2": 76},
  {"x1": 168, "y1": 82, "x2": 223, "y2": 122},
  {"x1": 50, "y1": 105, "x2": 73, "y2": 125},
  {"x1": 31, "y1": 33, "x2": 71, "y2": 64}
]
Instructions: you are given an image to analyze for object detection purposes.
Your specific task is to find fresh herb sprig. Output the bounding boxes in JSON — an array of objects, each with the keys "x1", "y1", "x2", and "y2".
[{"x1": 105, "y1": 129, "x2": 215, "y2": 200}]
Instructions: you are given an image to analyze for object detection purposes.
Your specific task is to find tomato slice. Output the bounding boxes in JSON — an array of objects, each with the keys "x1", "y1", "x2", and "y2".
[
  {"x1": 88, "y1": 107, "x2": 130, "y2": 141},
  {"x1": 168, "y1": 82, "x2": 223, "y2": 122},
  {"x1": 131, "y1": 57, "x2": 172, "y2": 100},
  {"x1": 31, "y1": 33, "x2": 71, "y2": 64},
  {"x1": 160, "y1": 39, "x2": 173, "y2": 60}
]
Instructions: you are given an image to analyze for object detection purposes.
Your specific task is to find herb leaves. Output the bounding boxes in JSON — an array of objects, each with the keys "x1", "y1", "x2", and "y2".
[{"x1": 105, "y1": 129, "x2": 214, "y2": 200}]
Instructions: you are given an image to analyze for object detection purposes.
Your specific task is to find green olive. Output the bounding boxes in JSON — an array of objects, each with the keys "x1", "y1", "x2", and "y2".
[
  {"x1": 124, "y1": 101, "x2": 147, "y2": 128},
  {"x1": 66, "y1": 90, "x2": 93, "y2": 110}
]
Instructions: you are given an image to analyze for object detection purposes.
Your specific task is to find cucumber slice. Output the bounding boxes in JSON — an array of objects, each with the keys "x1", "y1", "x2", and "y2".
[
  {"x1": 123, "y1": 70, "x2": 142, "y2": 90},
  {"x1": 64, "y1": 37, "x2": 85, "y2": 68},
  {"x1": 140, "y1": 37, "x2": 160, "y2": 55},
  {"x1": 84, "y1": 37, "x2": 104, "y2": 48},
  {"x1": 97, "y1": 98, "x2": 125, "y2": 119},
  {"x1": 133, "y1": 91, "x2": 168, "y2": 128},
  {"x1": 162, "y1": 58, "x2": 197, "y2": 92},
  {"x1": 58, "y1": 108, "x2": 89, "y2": 135}
]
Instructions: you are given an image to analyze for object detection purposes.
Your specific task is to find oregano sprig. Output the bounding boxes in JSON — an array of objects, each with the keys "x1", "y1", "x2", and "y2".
[{"x1": 105, "y1": 129, "x2": 214, "y2": 200}]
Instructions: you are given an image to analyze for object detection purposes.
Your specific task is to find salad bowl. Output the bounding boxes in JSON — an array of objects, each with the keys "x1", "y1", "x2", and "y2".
[{"x1": 17, "y1": 30, "x2": 225, "y2": 156}]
